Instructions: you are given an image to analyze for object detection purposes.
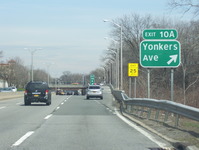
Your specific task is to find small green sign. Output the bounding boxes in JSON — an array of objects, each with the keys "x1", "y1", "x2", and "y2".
[
  {"x1": 90, "y1": 74, "x2": 95, "y2": 85},
  {"x1": 143, "y1": 29, "x2": 178, "y2": 40},
  {"x1": 140, "y1": 40, "x2": 181, "y2": 68}
]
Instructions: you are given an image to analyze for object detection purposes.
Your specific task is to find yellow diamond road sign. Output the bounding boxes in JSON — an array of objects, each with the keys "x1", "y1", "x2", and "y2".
[{"x1": 128, "y1": 63, "x2": 138, "y2": 77}]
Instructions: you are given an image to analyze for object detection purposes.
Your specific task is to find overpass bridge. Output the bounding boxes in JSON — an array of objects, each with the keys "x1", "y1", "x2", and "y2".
[{"x1": 49, "y1": 84, "x2": 88, "y2": 95}]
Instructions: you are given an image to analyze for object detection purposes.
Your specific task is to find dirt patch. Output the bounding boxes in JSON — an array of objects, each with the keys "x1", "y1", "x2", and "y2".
[{"x1": 123, "y1": 112, "x2": 199, "y2": 149}]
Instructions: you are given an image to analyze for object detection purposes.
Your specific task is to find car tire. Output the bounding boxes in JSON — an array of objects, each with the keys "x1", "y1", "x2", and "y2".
[
  {"x1": 86, "y1": 96, "x2": 89, "y2": 99},
  {"x1": 100, "y1": 96, "x2": 103, "y2": 100},
  {"x1": 46, "y1": 101, "x2": 51, "y2": 105},
  {"x1": 46, "y1": 98, "x2": 51, "y2": 105},
  {"x1": 24, "y1": 100, "x2": 31, "y2": 106}
]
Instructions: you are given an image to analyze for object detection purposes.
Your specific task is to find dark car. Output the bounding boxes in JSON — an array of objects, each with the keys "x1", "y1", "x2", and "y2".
[{"x1": 24, "y1": 81, "x2": 52, "y2": 105}]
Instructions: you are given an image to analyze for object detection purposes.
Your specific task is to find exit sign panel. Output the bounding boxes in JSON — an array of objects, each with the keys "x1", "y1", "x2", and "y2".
[
  {"x1": 140, "y1": 40, "x2": 181, "y2": 68},
  {"x1": 143, "y1": 29, "x2": 178, "y2": 40}
]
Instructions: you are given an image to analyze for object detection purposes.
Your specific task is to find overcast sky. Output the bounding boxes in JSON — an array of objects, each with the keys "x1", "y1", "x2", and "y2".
[{"x1": 0, "y1": 0, "x2": 191, "y2": 77}]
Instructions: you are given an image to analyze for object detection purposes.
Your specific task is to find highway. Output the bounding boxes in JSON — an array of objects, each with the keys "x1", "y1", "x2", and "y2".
[{"x1": 0, "y1": 86, "x2": 173, "y2": 150}]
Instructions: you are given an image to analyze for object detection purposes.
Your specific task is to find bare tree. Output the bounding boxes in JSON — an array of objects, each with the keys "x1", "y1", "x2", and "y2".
[
  {"x1": 11, "y1": 57, "x2": 29, "y2": 88},
  {"x1": 60, "y1": 71, "x2": 84, "y2": 84},
  {"x1": 33, "y1": 69, "x2": 48, "y2": 82},
  {"x1": 168, "y1": 0, "x2": 199, "y2": 17},
  {"x1": 0, "y1": 63, "x2": 10, "y2": 86},
  {"x1": 175, "y1": 20, "x2": 199, "y2": 105}
]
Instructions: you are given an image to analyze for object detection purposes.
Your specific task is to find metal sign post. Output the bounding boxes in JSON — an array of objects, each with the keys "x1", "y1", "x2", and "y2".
[
  {"x1": 171, "y1": 69, "x2": 174, "y2": 101},
  {"x1": 128, "y1": 63, "x2": 138, "y2": 98},
  {"x1": 147, "y1": 69, "x2": 150, "y2": 98}
]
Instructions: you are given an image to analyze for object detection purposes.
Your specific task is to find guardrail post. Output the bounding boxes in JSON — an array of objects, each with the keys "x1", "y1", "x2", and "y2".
[
  {"x1": 155, "y1": 109, "x2": 160, "y2": 121},
  {"x1": 140, "y1": 107, "x2": 144, "y2": 117},
  {"x1": 127, "y1": 105, "x2": 131, "y2": 113},
  {"x1": 147, "y1": 108, "x2": 152, "y2": 119},
  {"x1": 135, "y1": 106, "x2": 139, "y2": 116},
  {"x1": 175, "y1": 114, "x2": 180, "y2": 127},
  {"x1": 164, "y1": 111, "x2": 169, "y2": 123},
  {"x1": 131, "y1": 105, "x2": 135, "y2": 114},
  {"x1": 130, "y1": 105, "x2": 133, "y2": 113}
]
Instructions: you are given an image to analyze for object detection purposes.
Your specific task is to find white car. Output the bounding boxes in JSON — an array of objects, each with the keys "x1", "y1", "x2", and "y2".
[
  {"x1": 86, "y1": 85, "x2": 103, "y2": 99},
  {"x1": 11, "y1": 87, "x2": 17, "y2": 92}
]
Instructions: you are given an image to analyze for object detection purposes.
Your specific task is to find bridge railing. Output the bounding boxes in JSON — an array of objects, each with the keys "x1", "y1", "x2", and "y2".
[{"x1": 110, "y1": 88, "x2": 199, "y2": 127}]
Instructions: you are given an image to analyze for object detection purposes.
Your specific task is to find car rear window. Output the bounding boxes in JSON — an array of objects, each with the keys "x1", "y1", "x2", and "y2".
[
  {"x1": 26, "y1": 83, "x2": 48, "y2": 91},
  {"x1": 88, "y1": 86, "x2": 100, "y2": 89}
]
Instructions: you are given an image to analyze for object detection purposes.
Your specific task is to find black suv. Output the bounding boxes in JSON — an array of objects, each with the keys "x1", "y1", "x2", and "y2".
[{"x1": 24, "y1": 81, "x2": 52, "y2": 105}]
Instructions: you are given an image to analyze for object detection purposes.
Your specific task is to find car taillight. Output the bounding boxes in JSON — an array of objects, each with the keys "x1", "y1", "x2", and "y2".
[
  {"x1": 24, "y1": 90, "x2": 28, "y2": 95},
  {"x1": 45, "y1": 90, "x2": 49, "y2": 95}
]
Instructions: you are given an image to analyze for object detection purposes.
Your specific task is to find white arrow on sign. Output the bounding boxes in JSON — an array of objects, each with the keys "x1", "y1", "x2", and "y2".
[{"x1": 167, "y1": 55, "x2": 178, "y2": 65}]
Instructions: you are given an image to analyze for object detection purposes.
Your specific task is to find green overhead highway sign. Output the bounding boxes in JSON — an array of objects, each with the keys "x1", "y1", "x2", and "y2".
[
  {"x1": 140, "y1": 40, "x2": 181, "y2": 68},
  {"x1": 90, "y1": 74, "x2": 95, "y2": 85},
  {"x1": 143, "y1": 29, "x2": 178, "y2": 40}
]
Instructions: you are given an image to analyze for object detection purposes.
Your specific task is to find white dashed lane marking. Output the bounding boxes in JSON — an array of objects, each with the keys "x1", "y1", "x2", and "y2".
[
  {"x1": 44, "y1": 114, "x2": 53, "y2": 120},
  {"x1": 0, "y1": 106, "x2": 6, "y2": 110},
  {"x1": 12, "y1": 131, "x2": 34, "y2": 147}
]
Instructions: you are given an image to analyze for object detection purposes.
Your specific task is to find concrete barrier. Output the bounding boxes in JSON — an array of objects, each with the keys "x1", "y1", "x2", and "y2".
[{"x1": 0, "y1": 92, "x2": 24, "y2": 101}]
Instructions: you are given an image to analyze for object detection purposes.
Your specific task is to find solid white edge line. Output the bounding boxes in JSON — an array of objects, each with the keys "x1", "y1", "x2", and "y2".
[
  {"x1": 44, "y1": 114, "x2": 53, "y2": 120},
  {"x1": 12, "y1": 131, "x2": 34, "y2": 147},
  {"x1": 114, "y1": 108, "x2": 168, "y2": 148}
]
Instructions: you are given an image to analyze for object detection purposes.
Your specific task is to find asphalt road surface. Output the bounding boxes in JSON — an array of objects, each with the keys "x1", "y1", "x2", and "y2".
[{"x1": 0, "y1": 86, "x2": 173, "y2": 150}]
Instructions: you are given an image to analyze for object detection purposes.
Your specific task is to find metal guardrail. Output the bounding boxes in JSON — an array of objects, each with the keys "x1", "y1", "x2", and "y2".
[{"x1": 111, "y1": 89, "x2": 199, "y2": 126}]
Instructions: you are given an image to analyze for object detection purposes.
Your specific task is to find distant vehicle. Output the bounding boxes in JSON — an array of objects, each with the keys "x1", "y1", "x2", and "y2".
[
  {"x1": 0, "y1": 87, "x2": 13, "y2": 92},
  {"x1": 56, "y1": 89, "x2": 61, "y2": 95},
  {"x1": 73, "y1": 90, "x2": 79, "y2": 95},
  {"x1": 86, "y1": 85, "x2": 103, "y2": 99},
  {"x1": 10, "y1": 86, "x2": 17, "y2": 92},
  {"x1": 56, "y1": 89, "x2": 65, "y2": 95},
  {"x1": 71, "y1": 83, "x2": 79, "y2": 85},
  {"x1": 66, "y1": 90, "x2": 74, "y2": 95},
  {"x1": 24, "y1": 81, "x2": 51, "y2": 105},
  {"x1": 100, "y1": 83, "x2": 104, "y2": 86}
]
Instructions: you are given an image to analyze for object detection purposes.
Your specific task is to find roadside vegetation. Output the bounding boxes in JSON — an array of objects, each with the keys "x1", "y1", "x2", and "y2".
[{"x1": 101, "y1": 0, "x2": 199, "y2": 108}]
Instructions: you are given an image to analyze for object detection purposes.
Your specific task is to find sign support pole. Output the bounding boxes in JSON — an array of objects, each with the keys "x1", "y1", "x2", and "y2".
[
  {"x1": 129, "y1": 77, "x2": 132, "y2": 97},
  {"x1": 134, "y1": 77, "x2": 137, "y2": 98},
  {"x1": 171, "y1": 69, "x2": 174, "y2": 101},
  {"x1": 147, "y1": 69, "x2": 150, "y2": 98}
]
